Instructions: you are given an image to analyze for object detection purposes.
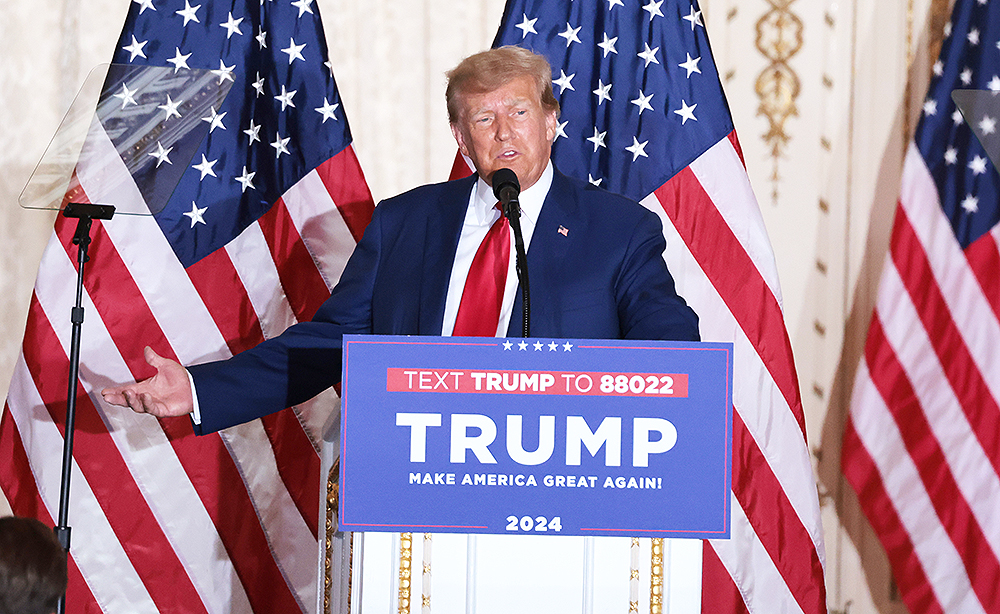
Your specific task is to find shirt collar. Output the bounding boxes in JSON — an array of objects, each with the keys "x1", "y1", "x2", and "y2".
[{"x1": 472, "y1": 161, "x2": 553, "y2": 226}]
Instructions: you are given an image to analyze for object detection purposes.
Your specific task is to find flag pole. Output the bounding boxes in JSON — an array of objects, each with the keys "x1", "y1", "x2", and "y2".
[{"x1": 54, "y1": 202, "x2": 115, "y2": 614}]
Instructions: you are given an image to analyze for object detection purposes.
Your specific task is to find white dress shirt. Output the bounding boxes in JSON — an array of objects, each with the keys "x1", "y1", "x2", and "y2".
[{"x1": 440, "y1": 161, "x2": 553, "y2": 337}]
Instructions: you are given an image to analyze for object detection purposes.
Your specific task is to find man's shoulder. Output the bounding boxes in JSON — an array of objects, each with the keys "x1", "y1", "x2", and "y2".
[{"x1": 550, "y1": 167, "x2": 653, "y2": 221}]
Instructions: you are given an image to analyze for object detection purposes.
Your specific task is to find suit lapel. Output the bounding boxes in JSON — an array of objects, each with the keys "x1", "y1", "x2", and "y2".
[
  {"x1": 508, "y1": 170, "x2": 577, "y2": 336},
  {"x1": 417, "y1": 175, "x2": 476, "y2": 334}
]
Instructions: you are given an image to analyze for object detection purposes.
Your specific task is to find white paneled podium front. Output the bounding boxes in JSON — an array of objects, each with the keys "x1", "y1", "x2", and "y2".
[{"x1": 318, "y1": 428, "x2": 703, "y2": 614}]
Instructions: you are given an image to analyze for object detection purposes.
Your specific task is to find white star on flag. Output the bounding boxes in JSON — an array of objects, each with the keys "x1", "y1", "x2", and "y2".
[
  {"x1": 282, "y1": 38, "x2": 306, "y2": 64},
  {"x1": 679, "y1": 53, "x2": 701, "y2": 77},
  {"x1": 638, "y1": 43, "x2": 660, "y2": 67},
  {"x1": 167, "y1": 48, "x2": 191, "y2": 72},
  {"x1": 625, "y1": 136, "x2": 649, "y2": 160},
  {"x1": 113, "y1": 83, "x2": 137, "y2": 108},
  {"x1": 315, "y1": 98, "x2": 340, "y2": 123},
  {"x1": 683, "y1": 5, "x2": 704, "y2": 29},
  {"x1": 183, "y1": 201, "x2": 208, "y2": 227},
  {"x1": 148, "y1": 141, "x2": 173, "y2": 167},
  {"x1": 220, "y1": 12, "x2": 244, "y2": 39},
  {"x1": 274, "y1": 85, "x2": 297, "y2": 111},
  {"x1": 271, "y1": 132, "x2": 290, "y2": 158},
  {"x1": 631, "y1": 91, "x2": 654, "y2": 115},
  {"x1": 558, "y1": 23, "x2": 582, "y2": 47},
  {"x1": 202, "y1": 106, "x2": 226, "y2": 133},
  {"x1": 212, "y1": 60, "x2": 236, "y2": 84},
  {"x1": 553, "y1": 70, "x2": 575, "y2": 93},
  {"x1": 291, "y1": 0, "x2": 314, "y2": 17},
  {"x1": 235, "y1": 166, "x2": 256, "y2": 192},
  {"x1": 587, "y1": 127, "x2": 607, "y2": 152},
  {"x1": 593, "y1": 80, "x2": 612, "y2": 105},
  {"x1": 175, "y1": 0, "x2": 200, "y2": 25},
  {"x1": 244, "y1": 119, "x2": 261, "y2": 144},
  {"x1": 674, "y1": 100, "x2": 697, "y2": 124},
  {"x1": 516, "y1": 14, "x2": 538, "y2": 38},
  {"x1": 157, "y1": 95, "x2": 182, "y2": 120},
  {"x1": 968, "y1": 155, "x2": 988, "y2": 175},
  {"x1": 122, "y1": 35, "x2": 147, "y2": 61},
  {"x1": 598, "y1": 33, "x2": 618, "y2": 57},
  {"x1": 643, "y1": 0, "x2": 664, "y2": 20},
  {"x1": 192, "y1": 154, "x2": 219, "y2": 180}
]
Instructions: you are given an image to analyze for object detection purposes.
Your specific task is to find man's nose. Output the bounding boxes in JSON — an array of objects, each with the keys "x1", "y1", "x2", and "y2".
[{"x1": 494, "y1": 115, "x2": 513, "y2": 141}]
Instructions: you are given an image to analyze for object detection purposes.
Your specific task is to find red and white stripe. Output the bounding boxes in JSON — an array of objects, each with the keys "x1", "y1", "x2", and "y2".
[
  {"x1": 649, "y1": 133, "x2": 826, "y2": 614},
  {"x1": 0, "y1": 104, "x2": 373, "y2": 613},
  {"x1": 844, "y1": 143, "x2": 1000, "y2": 614}
]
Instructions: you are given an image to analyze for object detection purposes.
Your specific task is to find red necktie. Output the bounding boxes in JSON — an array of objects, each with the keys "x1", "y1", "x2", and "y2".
[{"x1": 452, "y1": 204, "x2": 510, "y2": 337}]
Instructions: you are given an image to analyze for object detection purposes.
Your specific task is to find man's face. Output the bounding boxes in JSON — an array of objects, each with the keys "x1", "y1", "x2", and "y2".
[{"x1": 451, "y1": 75, "x2": 558, "y2": 191}]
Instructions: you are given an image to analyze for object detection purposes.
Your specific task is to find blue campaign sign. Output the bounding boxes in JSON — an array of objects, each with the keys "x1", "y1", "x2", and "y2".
[{"x1": 338, "y1": 335, "x2": 733, "y2": 539}]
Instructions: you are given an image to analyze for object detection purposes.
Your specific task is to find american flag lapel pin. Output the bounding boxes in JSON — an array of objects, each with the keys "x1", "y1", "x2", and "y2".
[{"x1": 557, "y1": 225, "x2": 569, "y2": 236}]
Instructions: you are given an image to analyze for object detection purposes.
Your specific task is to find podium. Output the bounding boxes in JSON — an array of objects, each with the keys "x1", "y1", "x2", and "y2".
[{"x1": 318, "y1": 335, "x2": 733, "y2": 613}]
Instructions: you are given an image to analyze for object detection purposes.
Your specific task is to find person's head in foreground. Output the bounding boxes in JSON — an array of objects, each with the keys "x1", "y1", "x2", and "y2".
[{"x1": 0, "y1": 516, "x2": 67, "y2": 614}]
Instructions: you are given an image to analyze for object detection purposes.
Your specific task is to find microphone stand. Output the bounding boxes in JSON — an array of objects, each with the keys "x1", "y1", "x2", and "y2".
[
  {"x1": 503, "y1": 198, "x2": 530, "y2": 338},
  {"x1": 54, "y1": 202, "x2": 115, "y2": 614}
]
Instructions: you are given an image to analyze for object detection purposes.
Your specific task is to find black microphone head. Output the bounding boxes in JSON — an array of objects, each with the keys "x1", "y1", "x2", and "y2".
[{"x1": 491, "y1": 168, "x2": 520, "y2": 202}]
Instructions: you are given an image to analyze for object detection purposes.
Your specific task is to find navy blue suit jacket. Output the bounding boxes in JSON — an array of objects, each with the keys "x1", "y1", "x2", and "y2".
[{"x1": 189, "y1": 169, "x2": 698, "y2": 434}]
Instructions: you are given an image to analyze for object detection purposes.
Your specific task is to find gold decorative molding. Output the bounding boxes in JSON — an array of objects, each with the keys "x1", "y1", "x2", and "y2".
[
  {"x1": 629, "y1": 538, "x2": 641, "y2": 613},
  {"x1": 650, "y1": 539, "x2": 664, "y2": 614},
  {"x1": 323, "y1": 459, "x2": 343, "y2": 614},
  {"x1": 398, "y1": 533, "x2": 413, "y2": 614},
  {"x1": 754, "y1": 0, "x2": 804, "y2": 204},
  {"x1": 421, "y1": 533, "x2": 432, "y2": 614}
]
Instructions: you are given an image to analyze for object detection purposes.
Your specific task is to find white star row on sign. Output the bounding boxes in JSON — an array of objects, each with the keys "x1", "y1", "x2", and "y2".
[{"x1": 502, "y1": 340, "x2": 573, "y2": 351}]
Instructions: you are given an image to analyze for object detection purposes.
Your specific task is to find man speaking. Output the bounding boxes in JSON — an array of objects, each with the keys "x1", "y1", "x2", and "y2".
[{"x1": 102, "y1": 46, "x2": 699, "y2": 433}]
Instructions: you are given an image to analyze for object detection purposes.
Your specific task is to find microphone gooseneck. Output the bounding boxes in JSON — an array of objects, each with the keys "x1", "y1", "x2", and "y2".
[{"x1": 490, "y1": 168, "x2": 530, "y2": 337}]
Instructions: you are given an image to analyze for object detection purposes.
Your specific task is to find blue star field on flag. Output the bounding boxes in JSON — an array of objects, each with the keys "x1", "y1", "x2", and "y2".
[
  {"x1": 103, "y1": 0, "x2": 354, "y2": 266},
  {"x1": 494, "y1": 0, "x2": 733, "y2": 201},
  {"x1": 916, "y1": 0, "x2": 1000, "y2": 249}
]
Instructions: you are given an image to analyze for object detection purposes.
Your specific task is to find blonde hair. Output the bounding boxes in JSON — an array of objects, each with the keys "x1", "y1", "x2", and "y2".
[{"x1": 446, "y1": 46, "x2": 560, "y2": 124}]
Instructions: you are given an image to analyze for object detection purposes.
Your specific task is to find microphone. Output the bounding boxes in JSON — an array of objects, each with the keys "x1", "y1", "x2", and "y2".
[{"x1": 491, "y1": 168, "x2": 520, "y2": 220}]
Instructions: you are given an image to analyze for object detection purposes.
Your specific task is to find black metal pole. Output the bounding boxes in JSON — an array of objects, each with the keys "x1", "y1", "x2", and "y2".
[
  {"x1": 54, "y1": 203, "x2": 114, "y2": 614},
  {"x1": 504, "y1": 198, "x2": 530, "y2": 338}
]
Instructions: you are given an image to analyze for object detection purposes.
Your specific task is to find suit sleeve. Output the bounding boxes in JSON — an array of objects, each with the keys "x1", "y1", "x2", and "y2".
[
  {"x1": 615, "y1": 209, "x2": 700, "y2": 342},
  {"x1": 188, "y1": 207, "x2": 385, "y2": 435}
]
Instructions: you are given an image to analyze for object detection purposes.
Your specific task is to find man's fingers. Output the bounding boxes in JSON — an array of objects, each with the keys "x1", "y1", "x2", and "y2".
[{"x1": 144, "y1": 346, "x2": 165, "y2": 370}]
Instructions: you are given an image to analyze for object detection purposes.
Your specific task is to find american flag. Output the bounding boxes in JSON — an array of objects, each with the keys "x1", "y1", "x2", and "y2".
[
  {"x1": 0, "y1": 0, "x2": 373, "y2": 611},
  {"x1": 842, "y1": 0, "x2": 1000, "y2": 611},
  {"x1": 454, "y1": 0, "x2": 828, "y2": 611}
]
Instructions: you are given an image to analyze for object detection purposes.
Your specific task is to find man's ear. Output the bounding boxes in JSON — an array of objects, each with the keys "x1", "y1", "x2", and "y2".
[
  {"x1": 451, "y1": 124, "x2": 469, "y2": 156},
  {"x1": 545, "y1": 110, "x2": 558, "y2": 142}
]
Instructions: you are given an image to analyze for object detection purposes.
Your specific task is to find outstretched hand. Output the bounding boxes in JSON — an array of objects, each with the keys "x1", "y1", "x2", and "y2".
[{"x1": 101, "y1": 347, "x2": 194, "y2": 418}]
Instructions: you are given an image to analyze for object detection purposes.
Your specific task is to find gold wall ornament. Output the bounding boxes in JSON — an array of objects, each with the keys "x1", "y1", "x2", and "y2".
[{"x1": 754, "y1": 0, "x2": 804, "y2": 204}]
